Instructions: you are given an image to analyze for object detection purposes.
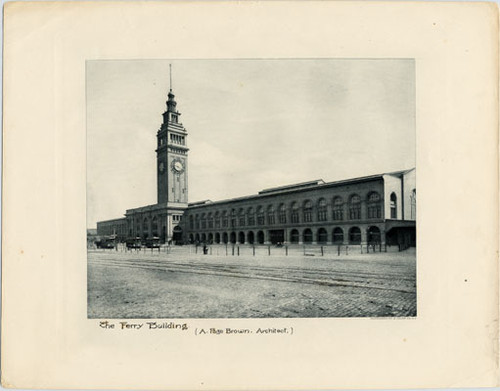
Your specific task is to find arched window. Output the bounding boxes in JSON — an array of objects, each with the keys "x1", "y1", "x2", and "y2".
[
  {"x1": 135, "y1": 219, "x2": 141, "y2": 237},
  {"x1": 390, "y1": 193, "x2": 397, "y2": 219},
  {"x1": 332, "y1": 197, "x2": 343, "y2": 221},
  {"x1": 238, "y1": 208, "x2": 245, "y2": 227},
  {"x1": 411, "y1": 189, "x2": 416, "y2": 219},
  {"x1": 303, "y1": 200, "x2": 313, "y2": 222},
  {"x1": 207, "y1": 213, "x2": 214, "y2": 229},
  {"x1": 317, "y1": 198, "x2": 327, "y2": 221},
  {"x1": 367, "y1": 192, "x2": 382, "y2": 219},
  {"x1": 267, "y1": 205, "x2": 275, "y2": 225},
  {"x1": 214, "y1": 211, "x2": 220, "y2": 228},
  {"x1": 143, "y1": 217, "x2": 149, "y2": 239},
  {"x1": 291, "y1": 202, "x2": 299, "y2": 223},
  {"x1": 257, "y1": 206, "x2": 265, "y2": 225},
  {"x1": 247, "y1": 207, "x2": 255, "y2": 226},
  {"x1": 152, "y1": 217, "x2": 158, "y2": 237},
  {"x1": 349, "y1": 194, "x2": 361, "y2": 220},
  {"x1": 290, "y1": 229, "x2": 299, "y2": 243},
  {"x1": 189, "y1": 215, "x2": 194, "y2": 229},
  {"x1": 279, "y1": 204, "x2": 287, "y2": 224},
  {"x1": 195, "y1": 214, "x2": 200, "y2": 229},
  {"x1": 222, "y1": 211, "x2": 228, "y2": 228},
  {"x1": 231, "y1": 209, "x2": 237, "y2": 227},
  {"x1": 201, "y1": 213, "x2": 207, "y2": 229}
]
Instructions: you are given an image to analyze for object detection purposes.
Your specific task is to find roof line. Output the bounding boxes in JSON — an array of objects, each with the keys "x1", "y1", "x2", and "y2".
[{"x1": 188, "y1": 168, "x2": 415, "y2": 208}]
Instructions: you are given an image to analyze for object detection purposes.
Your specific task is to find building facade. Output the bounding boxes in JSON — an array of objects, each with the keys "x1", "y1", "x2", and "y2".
[
  {"x1": 182, "y1": 169, "x2": 416, "y2": 247},
  {"x1": 96, "y1": 84, "x2": 416, "y2": 247}
]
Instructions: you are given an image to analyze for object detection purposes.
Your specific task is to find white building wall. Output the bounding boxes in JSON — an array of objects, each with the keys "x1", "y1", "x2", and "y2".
[
  {"x1": 383, "y1": 174, "x2": 403, "y2": 220},
  {"x1": 403, "y1": 168, "x2": 416, "y2": 221}
]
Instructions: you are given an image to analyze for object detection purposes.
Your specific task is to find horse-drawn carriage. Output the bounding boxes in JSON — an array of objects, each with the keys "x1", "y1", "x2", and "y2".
[
  {"x1": 145, "y1": 237, "x2": 161, "y2": 249},
  {"x1": 95, "y1": 235, "x2": 116, "y2": 249},
  {"x1": 126, "y1": 237, "x2": 142, "y2": 249}
]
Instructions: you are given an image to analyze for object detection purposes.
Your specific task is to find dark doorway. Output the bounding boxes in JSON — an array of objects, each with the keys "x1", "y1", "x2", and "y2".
[
  {"x1": 349, "y1": 227, "x2": 361, "y2": 244},
  {"x1": 172, "y1": 226, "x2": 183, "y2": 243},
  {"x1": 386, "y1": 227, "x2": 416, "y2": 248},
  {"x1": 367, "y1": 226, "x2": 381, "y2": 244},
  {"x1": 317, "y1": 228, "x2": 327, "y2": 244},
  {"x1": 269, "y1": 229, "x2": 285, "y2": 244},
  {"x1": 332, "y1": 227, "x2": 343, "y2": 244},
  {"x1": 303, "y1": 229, "x2": 313, "y2": 244}
]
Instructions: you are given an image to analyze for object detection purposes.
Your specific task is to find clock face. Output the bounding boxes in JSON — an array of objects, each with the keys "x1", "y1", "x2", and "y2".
[{"x1": 171, "y1": 159, "x2": 185, "y2": 174}]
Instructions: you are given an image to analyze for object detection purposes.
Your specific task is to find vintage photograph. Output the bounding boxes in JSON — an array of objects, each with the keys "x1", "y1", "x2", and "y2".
[
  {"x1": 4, "y1": 1, "x2": 498, "y2": 387},
  {"x1": 87, "y1": 59, "x2": 416, "y2": 319}
]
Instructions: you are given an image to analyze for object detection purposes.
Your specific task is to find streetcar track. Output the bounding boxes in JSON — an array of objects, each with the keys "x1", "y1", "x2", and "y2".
[
  {"x1": 89, "y1": 256, "x2": 415, "y2": 283},
  {"x1": 88, "y1": 257, "x2": 414, "y2": 282},
  {"x1": 89, "y1": 258, "x2": 415, "y2": 294},
  {"x1": 88, "y1": 256, "x2": 415, "y2": 284}
]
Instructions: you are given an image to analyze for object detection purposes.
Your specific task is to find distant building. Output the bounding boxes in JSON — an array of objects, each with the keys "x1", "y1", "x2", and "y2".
[
  {"x1": 96, "y1": 80, "x2": 416, "y2": 247},
  {"x1": 96, "y1": 218, "x2": 127, "y2": 238}
]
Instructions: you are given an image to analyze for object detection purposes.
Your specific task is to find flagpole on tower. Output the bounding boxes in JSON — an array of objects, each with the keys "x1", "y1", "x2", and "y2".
[{"x1": 169, "y1": 64, "x2": 172, "y2": 92}]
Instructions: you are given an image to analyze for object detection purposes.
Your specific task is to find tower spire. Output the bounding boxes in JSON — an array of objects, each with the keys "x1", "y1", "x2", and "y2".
[{"x1": 165, "y1": 64, "x2": 178, "y2": 116}]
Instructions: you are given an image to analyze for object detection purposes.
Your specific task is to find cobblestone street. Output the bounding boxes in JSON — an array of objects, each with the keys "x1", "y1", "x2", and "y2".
[{"x1": 88, "y1": 246, "x2": 416, "y2": 318}]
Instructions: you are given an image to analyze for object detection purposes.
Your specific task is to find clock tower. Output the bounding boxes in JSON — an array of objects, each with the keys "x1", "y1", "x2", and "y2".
[{"x1": 156, "y1": 86, "x2": 189, "y2": 207}]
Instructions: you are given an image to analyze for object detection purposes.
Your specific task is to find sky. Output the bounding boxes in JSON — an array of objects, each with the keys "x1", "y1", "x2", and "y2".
[{"x1": 87, "y1": 59, "x2": 415, "y2": 228}]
